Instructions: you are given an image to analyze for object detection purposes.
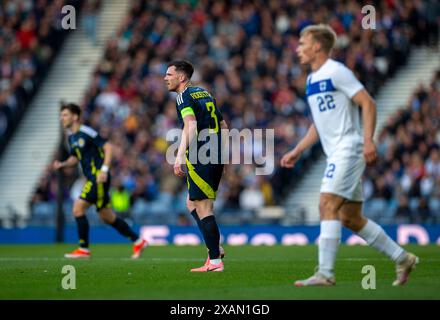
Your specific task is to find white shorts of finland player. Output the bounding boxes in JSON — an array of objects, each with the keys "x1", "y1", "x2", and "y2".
[{"x1": 320, "y1": 153, "x2": 365, "y2": 202}]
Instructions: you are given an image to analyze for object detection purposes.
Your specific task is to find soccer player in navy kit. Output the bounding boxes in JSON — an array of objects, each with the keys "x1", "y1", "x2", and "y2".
[
  {"x1": 165, "y1": 61, "x2": 227, "y2": 272},
  {"x1": 53, "y1": 103, "x2": 147, "y2": 259}
]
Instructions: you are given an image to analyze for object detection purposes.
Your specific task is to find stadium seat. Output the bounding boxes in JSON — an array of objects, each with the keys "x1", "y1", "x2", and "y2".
[
  {"x1": 429, "y1": 198, "x2": 440, "y2": 221},
  {"x1": 365, "y1": 199, "x2": 388, "y2": 222},
  {"x1": 409, "y1": 198, "x2": 420, "y2": 212},
  {"x1": 30, "y1": 202, "x2": 55, "y2": 226}
]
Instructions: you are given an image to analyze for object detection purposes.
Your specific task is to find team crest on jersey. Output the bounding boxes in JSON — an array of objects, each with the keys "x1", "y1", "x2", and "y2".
[
  {"x1": 78, "y1": 138, "x2": 85, "y2": 147},
  {"x1": 319, "y1": 81, "x2": 327, "y2": 91}
]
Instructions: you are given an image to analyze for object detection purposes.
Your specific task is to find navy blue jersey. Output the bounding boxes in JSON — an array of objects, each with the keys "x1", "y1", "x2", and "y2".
[
  {"x1": 176, "y1": 86, "x2": 223, "y2": 133},
  {"x1": 68, "y1": 125, "x2": 107, "y2": 181},
  {"x1": 176, "y1": 86, "x2": 224, "y2": 164}
]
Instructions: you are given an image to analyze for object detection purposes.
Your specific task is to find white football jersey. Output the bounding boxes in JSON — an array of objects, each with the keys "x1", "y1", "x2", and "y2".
[{"x1": 306, "y1": 59, "x2": 364, "y2": 157}]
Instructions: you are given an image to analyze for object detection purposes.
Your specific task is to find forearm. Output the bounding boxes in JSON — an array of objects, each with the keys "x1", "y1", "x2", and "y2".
[
  {"x1": 362, "y1": 100, "x2": 376, "y2": 141},
  {"x1": 61, "y1": 156, "x2": 79, "y2": 168},
  {"x1": 177, "y1": 126, "x2": 188, "y2": 161},
  {"x1": 102, "y1": 143, "x2": 112, "y2": 168},
  {"x1": 177, "y1": 124, "x2": 197, "y2": 160},
  {"x1": 294, "y1": 124, "x2": 319, "y2": 153},
  {"x1": 352, "y1": 89, "x2": 376, "y2": 142}
]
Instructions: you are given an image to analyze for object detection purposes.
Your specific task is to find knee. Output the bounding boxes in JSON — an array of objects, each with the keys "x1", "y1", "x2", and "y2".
[
  {"x1": 72, "y1": 205, "x2": 86, "y2": 218},
  {"x1": 99, "y1": 211, "x2": 116, "y2": 224},
  {"x1": 194, "y1": 201, "x2": 214, "y2": 219},
  {"x1": 319, "y1": 199, "x2": 339, "y2": 220}
]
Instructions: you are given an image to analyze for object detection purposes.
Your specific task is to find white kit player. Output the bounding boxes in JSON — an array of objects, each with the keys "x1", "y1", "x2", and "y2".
[{"x1": 281, "y1": 24, "x2": 419, "y2": 286}]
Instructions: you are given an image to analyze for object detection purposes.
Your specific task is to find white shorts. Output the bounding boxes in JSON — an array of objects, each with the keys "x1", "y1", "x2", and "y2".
[{"x1": 320, "y1": 153, "x2": 365, "y2": 202}]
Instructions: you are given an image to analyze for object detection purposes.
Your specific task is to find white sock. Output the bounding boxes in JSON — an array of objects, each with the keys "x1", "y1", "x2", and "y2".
[
  {"x1": 210, "y1": 259, "x2": 221, "y2": 265},
  {"x1": 357, "y1": 219, "x2": 406, "y2": 263},
  {"x1": 318, "y1": 220, "x2": 341, "y2": 278}
]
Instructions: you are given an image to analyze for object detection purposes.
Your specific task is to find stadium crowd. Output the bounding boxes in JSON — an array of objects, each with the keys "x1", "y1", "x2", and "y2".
[
  {"x1": 30, "y1": 0, "x2": 440, "y2": 225},
  {"x1": 0, "y1": 0, "x2": 82, "y2": 154},
  {"x1": 363, "y1": 69, "x2": 440, "y2": 224}
]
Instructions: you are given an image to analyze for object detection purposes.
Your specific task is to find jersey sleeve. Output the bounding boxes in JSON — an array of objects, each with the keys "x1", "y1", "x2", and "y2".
[
  {"x1": 177, "y1": 93, "x2": 196, "y2": 120},
  {"x1": 80, "y1": 125, "x2": 107, "y2": 147},
  {"x1": 332, "y1": 64, "x2": 364, "y2": 99},
  {"x1": 91, "y1": 133, "x2": 107, "y2": 148},
  {"x1": 68, "y1": 139, "x2": 77, "y2": 158}
]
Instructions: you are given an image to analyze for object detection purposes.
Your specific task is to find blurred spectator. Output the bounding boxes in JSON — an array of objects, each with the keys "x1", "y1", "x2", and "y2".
[
  {"x1": 373, "y1": 176, "x2": 393, "y2": 200},
  {"x1": 395, "y1": 195, "x2": 413, "y2": 223},
  {"x1": 82, "y1": 0, "x2": 100, "y2": 45},
  {"x1": 110, "y1": 183, "x2": 131, "y2": 220},
  {"x1": 426, "y1": 149, "x2": 440, "y2": 177},
  {"x1": 417, "y1": 197, "x2": 432, "y2": 223},
  {"x1": 0, "y1": 0, "x2": 82, "y2": 154},
  {"x1": 239, "y1": 183, "x2": 265, "y2": 212}
]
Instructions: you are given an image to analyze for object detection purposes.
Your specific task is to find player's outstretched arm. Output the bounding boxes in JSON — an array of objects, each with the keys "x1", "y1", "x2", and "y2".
[
  {"x1": 53, "y1": 156, "x2": 79, "y2": 170},
  {"x1": 352, "y1": 89, "x2": 378, "y2": 165},
  {"x1": 280, "y1": 124, "x2": 319, "y2": 168}
]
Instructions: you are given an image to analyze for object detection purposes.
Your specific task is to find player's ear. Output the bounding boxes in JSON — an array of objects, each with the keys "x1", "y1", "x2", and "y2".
[{"x1": 314, "y1": 41, "x2": 320, "y2": 53}]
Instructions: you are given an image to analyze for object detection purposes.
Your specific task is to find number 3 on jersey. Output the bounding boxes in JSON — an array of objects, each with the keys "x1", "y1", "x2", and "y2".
[
  {"x1": 205, "y1": 101, "x2": 219, "y2": 133},
  {"x1": 317, "y1": 94, "x2": 335, "y2": 112}
]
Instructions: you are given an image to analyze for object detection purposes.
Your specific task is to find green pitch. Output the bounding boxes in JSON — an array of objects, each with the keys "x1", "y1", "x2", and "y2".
[{"x1": 0, "y1": 244, "x2": 439, "y2": 299}]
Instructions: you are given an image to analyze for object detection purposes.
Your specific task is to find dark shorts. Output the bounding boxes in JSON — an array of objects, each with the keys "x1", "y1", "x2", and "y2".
[
  {"x1": 79, "y1": 178, "x2": 111, "y2": 210},
  {"x1": 186, "y1": 161, "x2": 224, "y2": 201}
]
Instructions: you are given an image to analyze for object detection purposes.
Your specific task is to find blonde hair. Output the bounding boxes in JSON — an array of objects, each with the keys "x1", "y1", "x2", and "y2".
[{"x1": 300, "y1": 24, "x2": 337, "y2": 54}]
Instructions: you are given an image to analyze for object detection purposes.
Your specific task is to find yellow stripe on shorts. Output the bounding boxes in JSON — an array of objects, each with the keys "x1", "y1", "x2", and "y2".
[
  {"x1": 186, "y1": 159, "x2": 216, "y2": 199},
  {"x1": 96, "y1": 170, "x2": 104, "y2": 208}
]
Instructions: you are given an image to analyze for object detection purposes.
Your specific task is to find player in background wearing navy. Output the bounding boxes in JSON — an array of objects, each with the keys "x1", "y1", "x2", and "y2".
[
  {"x1": 53, "y1": 103, "x2": 147, "y2": 259},
  {"x1": 165, "y1": 61, "x2": 227, "y2": 272},
  {"x1": 281, "y1": 25, "x2": 418, "y2": 286}
]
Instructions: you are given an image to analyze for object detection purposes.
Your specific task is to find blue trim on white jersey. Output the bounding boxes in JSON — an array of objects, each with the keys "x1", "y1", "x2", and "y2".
[{"x1": 306, "y1": 78, "x2": 336, "y2": 97}]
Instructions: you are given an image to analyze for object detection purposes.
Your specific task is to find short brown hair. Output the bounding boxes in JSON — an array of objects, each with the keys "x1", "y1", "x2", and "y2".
[
  {"x1": 300, "y1": 24, "x2": 337, "y2": 54},
  {"x1": 60, "y1": 102, "x2": 81, "y2": 117}
]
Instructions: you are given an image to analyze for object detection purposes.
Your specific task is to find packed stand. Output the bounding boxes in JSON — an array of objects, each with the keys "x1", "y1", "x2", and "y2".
[
  {"x1": 363, "y1": 70, "x2": 440, "y2": 224},
  {"x1": 0, "y1": 0, "x2": 83, "y2": 155},
  {"x1": 31, "y1": 0, "x2": 439, "y2": 226}
]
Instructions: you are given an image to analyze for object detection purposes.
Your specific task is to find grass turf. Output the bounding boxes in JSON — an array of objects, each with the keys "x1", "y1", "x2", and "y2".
[{"x1": 0, "y1": 244, "x2": 439, "y2": 300}]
